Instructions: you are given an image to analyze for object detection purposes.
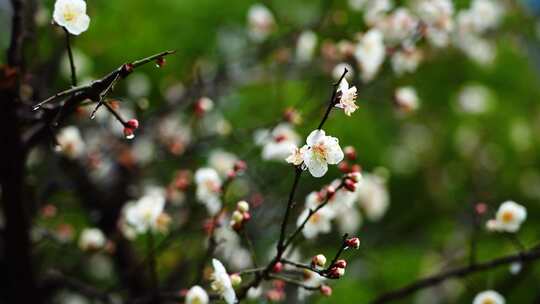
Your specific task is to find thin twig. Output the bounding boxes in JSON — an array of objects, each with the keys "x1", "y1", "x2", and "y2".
[{"x1": 63, "y1": 27, "x2": 77, "y2": 86}]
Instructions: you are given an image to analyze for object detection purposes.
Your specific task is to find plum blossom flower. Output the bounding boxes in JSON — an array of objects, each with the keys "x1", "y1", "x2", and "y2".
[
  {"x1": 391, "y1": 48, "x2": 423, "y2": 76},
  {"x1": 247, "y1": 4, "x2": 275, "y2": 41},
  {"x1": 285, "y1": 146, "x2": 306, "y2": 166},
  {"x1": 375, "y1": 8, "x2": 418, "y2": 45},
  {"x1": 195, "y1": 168, "x2": 222, "y2": 215},
  {"x1": 211, "y1": 259, "x2": 237, "y2": 304},
  {"x1": 56, "y1": 126, "x2": 85, "y2": 159},
  {"x1": 394, "y1": 86, "x2": 420, "y2": 112},
  {"x1": 354, "y1": 29, "x2": 386, "y2": 82},
  {"x1": 356, "y1": 173, "x2": 389, "y2": 221},
  {"x1": 124, "y1": 191, "x2": 166, "y2": 234},
  {"x1": 209, "y1": 150, "x2": 238, "y2": 177},
  {"x1": 53, "y1": 0, "x2": 90, "y2": 35},
  {"x1": 256, "y1": 123, "x2": 300, "y2": 162},
  {"x1": 414, "y1": 0, "x2": 454, "y2": 47},
  {"x1": 301, "y1": 130, "x2": 344, "y2": 177},
  {"x1": 186, "y1": 285, "x2": 209, "y2": 304},
  {"x1": 78, "y1": 228, "x2": 105, "y2": 251},
  {"x1": 297, "y1": 205, "x2": 334, "y2": 239},
  {"x1": 296, "y1": 31, "x2": 318, "y2": 63},
  {"x1": 473, "y1": 290, "x2": 505, "y2": 304},
  {"x1": 486, "y1": 201, "x2": 527, "y2": 233},
  {"x1": 363, "y1": 0, "x2": 393, "y2": 26},
  {"x1": 335, "y1": 79, "x2": 358, "y2": 116}
]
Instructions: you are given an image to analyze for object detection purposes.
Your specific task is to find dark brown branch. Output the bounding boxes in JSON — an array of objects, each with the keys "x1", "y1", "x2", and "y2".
[
  {"x1": 63, "y1": 28, "x2": 77, "y2": 86},
  {"x1": 371, "y1": 245, "x2": 540, "y2": 304}
]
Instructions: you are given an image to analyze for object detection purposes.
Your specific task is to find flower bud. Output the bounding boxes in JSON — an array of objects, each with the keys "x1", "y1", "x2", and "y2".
[
  {"x1": 232, "y1": 210, "x2": 244, "y2": 223},
  {"x1": 350, "y1": 164, "x2": 362, "y2": 173},
  {"x1": 334, "y1": 259, "x2": 347, "y2": 269},
  {"x1": 338, "y1": 161, "x2": 350, "y2": 173},
  {"x1": 237, "y1": 200, "x2": 250, "y2": 213},
  {"x1": 234, "y1": 160, "x2": 247, "y2": 172},
  {"x1": 475, "y1": 202, "x2": 487, "y2": 215},
  {"x1": 155, "y1": 56, "x2": 166, "y2": 68},
  {"x1": 320, "y1": 285, "x2": 333, "y2": 296},
  {"x1": 326, "y1": 186, "x2": 336, "y2": 199},
  {"x1": 311, "y1": 254, "x2": 327, "y2": 268},
  {"x1": 243, "y1": 212, "x2": 251, "y2": 222},
  {"x1": 230, "y1": 273, "x2": 242, "y2": 286},
  {"x1": 344, "y1": 146, "x2": 356, "y2": 160},
  {"x1": 123, "y1": 127, "x2": 135, "y2": 140},
  {"x1": 328, "y1": 266, "x2": 345, "y2": 278},
  {"x1": 345, "y1": 237, "x2": 360, "y2": 249},
  {"x1": 344, "y1": 179, "x2": 356, "y2": 192},
  {"x1": 272, "y1": 262, "x2": 283, "y2": 273},
  {"x1": 126, "y1": 119, "x2": 139, "y2": 129}
]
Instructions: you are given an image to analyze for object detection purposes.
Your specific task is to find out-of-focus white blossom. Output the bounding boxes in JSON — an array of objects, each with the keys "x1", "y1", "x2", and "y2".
[
  {"x1": 209, "y1": 150, "x2": 238, "y2": 177},
  {"x1": 354, "y1": 29, "x2": 386, "y2": 82},
  {"x1": 376, "y1": 8, "x2": 418, "y2": 45},
  {"x1": 456, "y1": 35, "x2": 496, "y2": 65},
  {"x1": 214, "y1": 226, "x2": 253, "y2": 270},
  {"x1": 395, "y1": 86, "x2": 420, "y2": 112},
  {"x1": 473, "y1": 290, "x2": 505, "y2": 304},
  {"x1": 486, "y1": 201, "x2": 526, "y2": 233},
  {"x1": 53, "y1": 0, "x2": 90, "y2": 35},
  {"x1": 335, "y1": 79, "x2": 358, "y2": 116},
  {"x1": 256, "y1": 123, "x2": 300, "y2": 162},
  {"x1": 124, "y1": 191, "x2": 166, "y2": 234},
  {"x1": 296, "y1": 31, "x2": 318, "y2": 62},
  {"x1": 297, "y1": 205, "x2": 334, "y2": 239},
  {"x1": 247, "y1": 4, "x2": 275, "y2": 41},
  {"x1": 298, "y1": 271, "x2": 326, "y2": 300},
  {"x1": 364, "y1": 0, "x2": 393, "y2": 26},
  {"x1": 78, "y1": 228, "x2": 105, "y2": 251},
  {"x1": 186, "y1": 286, "x2": 209, "y2": 304},
  {"x1": 211, "y1": 259, "x2": 237, "y2": 304},
  {"x1": 195, "y1": 168, "x2": 222, "y2": 215},
  {"x1": 469, "y1": 0, "x2": 504, "y2": 33},
  {"x1": 457, "y1": 85, "x2": 492, "y2": 114},
  {"x1": 301, "y1": 129, "x2": 344, "y2": 177},
  {"x1": 126, "y1": 73, "x2": 151, "y2": 98},
  {"x1": 414, "y1": 0, "x2": 454, "y2": 47},
  {"x1": 391, "y1": 48, "x2": 423, "y2": 76},
  {"x1": 348, "y1": 0, "x2": 367, "y2": 11},
  {"x1": 56, "y1": 126, "x2": 86, "y2": 159},
  {"x1": 356, "y1": 173, "x2": 389, "y2": 221},
  {"x1": 61, "y1": 48, "x2": 91, "y2": 80}
]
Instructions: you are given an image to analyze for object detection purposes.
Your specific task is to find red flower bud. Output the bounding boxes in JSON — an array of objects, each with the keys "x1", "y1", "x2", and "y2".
[
  {"x1": 273, "y1": 279, "x2": 286, "y2": 290},
  {"x1": 326, "y1": 186, "x2": 336, "y2": 198},
  {"x1": 227, "y1": 170, "x2": 237, "y2": 180},
  {"x1": 156, "y1": 57, "x2": 166, "y2": 68},
  {"x1": 272, "y1": 262, "x2": 283, "y2": 273},
  {"x1": 334, "y1": 259, "x2": 347, "y2": 269},
  {"x1": 345, "y1": 237, "x2": 360, "y2": 249},
  {"x1": 475, "y1": 202, "x2": 487, "y2": 215},
  {"x1": 344, "y1": 146, "x2": 356, "y2": 161},
  {"x1": 327, "y1": 266, "x2": 344, "y2": 278},
  {"x1": 320, "y1": 285, "x2": 333, "y2": 296},
  {"x1": 126, "y1": 119, "x2": 139, "y2": 129},
  {"x1": 234, "y1": 160, "x2": 247, "y2": 172},
  {"x1": 243, "y1": 212, "x2": 251, "y2": 222},
  {"x1": 350, "y1": 164, "x2": 362, "y2": 173},
  {"x1": 123, "y1": 127, "x2": 135, "y2": 139},
  {"x1": 338, "y1": 161, "x2": 350, "y2": 173},
  {"x1": 344, "y1": 179, "x2": 356, "y2": 192}
]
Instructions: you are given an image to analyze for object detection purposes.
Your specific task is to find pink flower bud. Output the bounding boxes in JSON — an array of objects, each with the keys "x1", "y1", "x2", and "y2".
[
  {"x1": 327, "y1": 266, "x2": 345, "y2": 278},
  {"x1": 344, "y1": 146, "x2": 356, "y2": 160},
  {"x1": 272, "y1": 262, "x2": 283, "y2": 273},
  {"x1": 338, "y1": 161, "x2": 350, "y2": 173},
  {"x1": 344, "y1": 179, "x2": 356, "y2": 192},
  {"x1": 126, "y1": 119, "x2": 139, "y2": 129},
  {"x1": 334, "y1": 259, "x2": 347, "y2": 269},
  {"x1": 311, "y1": 254, "x2": 327, "y2": 267},
  {"x1": 326, "y1": 186, "x2": 336, "y2": 199},
  {"x1": 123, "y1": 127, "x2": 135, "y2": 140},
  {"x1": 234, "y1": 160, "x2": 247, "y2": 172},
  {"x1": 475, "y1": 202, "x2": 487, "y2": 215},
  {"x1": 320, "y1": 285, "x2": 333, "y2": 296},
  {"x1": 345, "y1": 237, "x2": 360, "y2": 249},
  {"x1": 243, "y1": 212, "x2": 251, "y2": 222}
]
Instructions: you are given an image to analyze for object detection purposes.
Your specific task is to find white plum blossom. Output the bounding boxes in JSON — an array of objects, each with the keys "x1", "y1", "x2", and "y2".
[
  {"x1": 469, "y1": 0, "x2": 504, "y2": 33},
  {"x1": 298, "y1": 271, "x2": 326, "y2": 300},
  {"x1": 335, "y1": 79, "x2": 358, "y2": 116},
  {"x1": 473, "y1": 290, "x2": 505, "y2": 304},
  {"x1": 285, "y1": 146, "x2": 306, "y2": 166},
  {"x1": 356, "y1": 173, "x2": 390, "y2": 221},
  {"x1": 376, "y1": 8, "x2": 418, "y2": 45},
  {"x1": 363, "y1": 0, "x2": 393, "y2": 26},
  {"x1": 214, "y1": 226, "x2": 253, "y2": 270},
  {"x1": 354, "y1": 29, "x2": 386, "y2": 82},
  {"x1": 457, "y1": 85, "x2": 492, "y2": 114},
  {"x1": 195, "y1": 168, "x2": 222, "y2": 215},
  {"x1": 53, "y1": 0, "x2": 90, "y2": 35},
  {"x1": 395, "y1": 86, "x2": 420, "y2": 112},
  {"x1": 186, "y1": 286, "x2": 209, "y2": 304},
  {"x1": 78, "y1": 228, "x2": 105, "y2": 251},
  {"x1": 348, "y1": 0, "x2": 367, "y2": 11},
  {"x1": 297, "y1": 204, "x2": 334, "y2": 239},
  {"x1": 209, "y1": 150, "x2": 238, "y2": 177},
  {"x1": 247, "y1": 4, "x2": 275, "y2": 41},
  {"x1": 414, "y1": 0, "x2": 454, "y2": 47},
  {"x1": 456, "y1": 35, "x2": 496, "y2": 65},
  {"x1": 296, "y1": 31, "x2": 318, "y2": 63},
  {"x1": 211, "y1": 259, "x2": 237, "y2": 304},
  {"x1": 301, "y1": 130, "x2": 344, "y2": 177},
  {"x1": 486, "y1": 201, "x2": 527, "y2": 233},
  {"x1": 56, "y1": 126, "x2": 86, "y2": 159},
  {"x1": 256, "y1": 123, "x2": 300, "y2": 162},
  {"x1": 391, "y1": 48, "x2": 423, "y2": 75},
  {"x1": 124, "y1": 191, "x2": 166, "y2": 234}
]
